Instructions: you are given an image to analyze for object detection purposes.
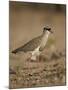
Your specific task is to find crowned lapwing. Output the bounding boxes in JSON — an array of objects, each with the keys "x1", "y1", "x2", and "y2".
[{"x1": 12, "y1": 26, "x2": 53, "y2": 60}]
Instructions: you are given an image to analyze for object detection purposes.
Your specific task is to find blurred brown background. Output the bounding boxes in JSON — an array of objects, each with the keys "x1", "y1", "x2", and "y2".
[
  {"x1": 9, "y1": 1, "x2": 66, "y2": 52},
  {"x1": 9, "y1": 2, "x2": 66, "y2": 88}
]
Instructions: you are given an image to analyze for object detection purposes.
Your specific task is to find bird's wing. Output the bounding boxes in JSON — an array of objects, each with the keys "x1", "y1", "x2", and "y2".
[{"x1": 12, "y1": 35, "x2": 42, "y2": 54}]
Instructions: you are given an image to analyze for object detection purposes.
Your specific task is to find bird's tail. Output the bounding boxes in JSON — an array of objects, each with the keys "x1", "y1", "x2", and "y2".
[
  {"x1": 12, "y1": 49, "x2": 18, "y2": 54},
  {"x1": 12, "y1": 46, "x2": 24, "y2": 54}
]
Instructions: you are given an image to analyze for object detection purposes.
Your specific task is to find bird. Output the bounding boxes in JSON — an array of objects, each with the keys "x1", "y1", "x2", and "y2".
[{"x1": 12, "y1": 26, "x2": 53, "y2": 60}]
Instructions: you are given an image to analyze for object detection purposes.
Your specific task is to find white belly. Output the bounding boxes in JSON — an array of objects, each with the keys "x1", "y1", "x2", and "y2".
[{"x1": 31, "y1": 46, "x2": 41, "y2": 60}]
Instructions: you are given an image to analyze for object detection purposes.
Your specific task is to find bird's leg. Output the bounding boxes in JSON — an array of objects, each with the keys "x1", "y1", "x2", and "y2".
[
  {"x1": 31, "y1": 54, "x2": 37, "y2": 60},
  {"x1": 26, "y1": 52, "x2": 37, "y2": 61}
]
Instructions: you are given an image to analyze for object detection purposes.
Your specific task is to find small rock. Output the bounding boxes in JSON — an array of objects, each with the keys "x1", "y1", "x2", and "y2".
[
  {"x1": 51, "y1": 52, "x2": 60, "y2": 60},
  {"x1": 9, "y1": 68, "x2": 16, "y2": 74},
  {"x1": 28, "y1": 73, "x2": 33, "y2": 76}
]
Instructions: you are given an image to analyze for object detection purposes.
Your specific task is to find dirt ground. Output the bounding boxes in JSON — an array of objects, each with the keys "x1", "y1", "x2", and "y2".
[{"x1": 9, "y1": 2, "x2": 66, "y2": 89}]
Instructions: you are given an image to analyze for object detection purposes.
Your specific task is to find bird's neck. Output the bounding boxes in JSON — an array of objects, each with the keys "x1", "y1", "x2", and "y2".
[
  {"x1": 42, "y1": 30, "x2": 50, "y2": 40},
  {"x1": 43, "y1": 31, "x2": 50, "y2": 38},
  {"x1": 41, "y1": 31, "x2": 50, "y2": 47}
]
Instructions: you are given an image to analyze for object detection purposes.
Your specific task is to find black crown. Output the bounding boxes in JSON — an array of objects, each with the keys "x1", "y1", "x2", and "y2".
[{"x1": 43, "y1": 27, "x2": 51, "y2": 31}]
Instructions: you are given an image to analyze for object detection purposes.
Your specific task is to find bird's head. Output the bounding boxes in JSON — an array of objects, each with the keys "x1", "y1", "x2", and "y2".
[{"x1": 43, "y1": 26, "x2": 53, "y2": 33}]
